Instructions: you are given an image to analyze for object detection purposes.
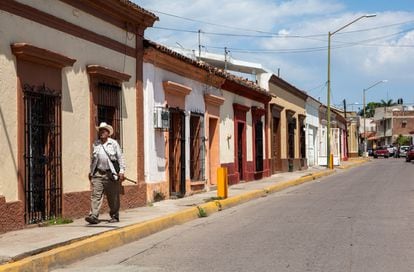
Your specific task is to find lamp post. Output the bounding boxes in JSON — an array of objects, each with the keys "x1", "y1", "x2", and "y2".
[
  {"x1": 327, "y1": 14, "x2": 376, "y2": 168},
  {"x1": 363, "y1": 79, "x2": 388, "y2": 157}
]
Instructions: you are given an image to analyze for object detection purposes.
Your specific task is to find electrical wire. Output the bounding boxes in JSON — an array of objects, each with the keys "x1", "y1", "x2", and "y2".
[
  {"x1": 148, "y1": 8, "x2": 414, "y2": 38},
  {"x1": 203, "y1": 26, "x2": 414, "y2": 54}
]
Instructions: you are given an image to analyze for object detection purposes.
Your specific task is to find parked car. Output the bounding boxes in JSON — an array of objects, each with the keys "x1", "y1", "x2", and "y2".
[
  {"x1": 385, "y1": 145, "x2": 395, "y2": 157},
  {"x1": 406, "y1": 146, "x2": 414, "y2": 162},
  {"x1": 399, "y1": 146, "x2": 410, "y2": 157},
  {"x1": 373, "y1": 146, "x2": 390, "y2": 158}
]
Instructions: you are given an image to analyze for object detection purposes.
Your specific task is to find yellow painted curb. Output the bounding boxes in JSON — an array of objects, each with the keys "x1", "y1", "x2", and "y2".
[
  {"x1": 337, "y1": 159, "x2": 370, "y2": 169},
  {"x1": 0, "y1": 208, "x2": 200, "y2": 272},
  {"x1": 218, "y1": 190, "x2": 265, "y2": 210},
  {"x1": 0, "y1": 168, "x2": 339, "y2": 271}
]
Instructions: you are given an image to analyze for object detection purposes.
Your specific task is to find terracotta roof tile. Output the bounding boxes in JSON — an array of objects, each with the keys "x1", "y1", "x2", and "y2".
[
  {"x1": 144, "y1": 40, "x2": 269, "y2": 95},
  {"x1": 116, "y1": 0, "x2": 158, "y2": 20}
]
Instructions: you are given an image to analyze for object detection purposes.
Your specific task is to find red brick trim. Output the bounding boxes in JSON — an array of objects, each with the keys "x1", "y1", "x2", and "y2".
[
  {"x1": 59, "y1": 0, "x2": 158, "y2": 30},
  {"x1": 0, "y1": 196, "x2": 24, "y2": 234},
  {"x1": 0, "y1": 0, "x2": 136, "y2": 58},
  {"x1": 11, "y1": 43, "x2": 76, "y2": 68},
  {"x1": 204, "y1": 94, "x2": 225, "y2": 106},
  {"x1": 269, "y1": 74, "x2": 308, "y2": 100},
  {"x1": 86, "y1": 65, "x2": 131, "y2": 82},
  {"x1": 223, "y1": 79, "x2": 271, "y2": 103},
  {"x1": 251, "y1": 106, "x2": 266, "y2": 117},
  {"x1": 136, "y1": 35, "x2": 145, "y2": 184},
  {"x1": 233, "y1": 103, "x2": 248, "y2": 183},
  {"x1": 62, "y1": 184, "x2": 147, "y2": 219},
  {"x1": 144, "y1": 48, "x2": 225, "y2": 89},
  {"x1": 163, "y1": 81, "x2": 192, "y2": 97}
]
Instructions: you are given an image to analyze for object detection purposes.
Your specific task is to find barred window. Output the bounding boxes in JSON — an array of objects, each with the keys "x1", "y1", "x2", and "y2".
[
  {"x1": 94, "y1": 82, "x2": 123, "y2": 145},
  {"x1": 255, "y1": 119, "x2": 264, "y2": 172},
  {"x1": 287, "y1": 114, "x2": 296, "y2": 159},
  {"x1": 300, "y1": 119, "x2": 306, "y2": 158},
  {"x1": 87, "y1": 65, "x2": 130, "y2": 147}
]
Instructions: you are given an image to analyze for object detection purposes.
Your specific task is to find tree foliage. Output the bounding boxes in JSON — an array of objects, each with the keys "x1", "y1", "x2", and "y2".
[
  {"x1": 396, "y1": 134, "x2": 411, "y2": 146},
  {"x1": 358, "y1": 102, "x2": 381, "y2": 117},
  {"x1": 380, "y1": 99, "x2": 396, "y2": 107}
]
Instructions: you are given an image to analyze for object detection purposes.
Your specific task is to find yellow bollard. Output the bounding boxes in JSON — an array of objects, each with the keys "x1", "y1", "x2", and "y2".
[
  {"x1": 329, "y1": 154, "x2": 334, "y2": 169},
  {"x1": 217, "y1": 167, "x2": 228, "y2": 199}
]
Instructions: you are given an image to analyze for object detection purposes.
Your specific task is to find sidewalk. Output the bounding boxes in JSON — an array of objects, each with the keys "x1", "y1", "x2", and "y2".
[{"x1": 0, "y1": 158, "x2": 369, "y2": 271}]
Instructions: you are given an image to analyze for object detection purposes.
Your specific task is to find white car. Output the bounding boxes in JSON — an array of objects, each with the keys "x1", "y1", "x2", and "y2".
[
  {"x1": 386, "y1": 145, "x2": 395, "y2": 156},
  {"x1": 399, "y1": 146, "x2": 410, "y2": 157}
]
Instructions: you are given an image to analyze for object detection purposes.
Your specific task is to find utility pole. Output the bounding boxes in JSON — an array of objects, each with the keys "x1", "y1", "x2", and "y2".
[
  {"x1": 343, "y1": 99, "x2": 349, "y2": 159},
  {"x1": 224, "y1": 47, "x2": 229, "y2": 71},
  {"x1": 198, "y1": 29, "x2": 201, "y2": 60}
]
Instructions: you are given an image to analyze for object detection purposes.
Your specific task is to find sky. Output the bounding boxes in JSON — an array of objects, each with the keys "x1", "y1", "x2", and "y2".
[{"x1": 135, "y1": 0, "x2": 414, "y2": 111}]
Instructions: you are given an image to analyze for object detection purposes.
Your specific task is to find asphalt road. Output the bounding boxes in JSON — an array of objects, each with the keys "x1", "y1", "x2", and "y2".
[{"x1": 56, "y1": 159, "x2": 414, "y2": 272}]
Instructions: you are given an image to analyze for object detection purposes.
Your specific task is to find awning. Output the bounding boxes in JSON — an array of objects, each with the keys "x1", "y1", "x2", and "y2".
[{"x1": 360, "y1": 131, "x2": 376, "y2": 139}]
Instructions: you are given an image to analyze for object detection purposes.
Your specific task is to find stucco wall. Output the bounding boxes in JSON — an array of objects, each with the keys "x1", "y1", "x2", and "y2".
[
  {"x1": 269, "y1": 83, "x2": 306, "y2": 159},
  {"x1": 143, "y1": 62, "x2": 223, "y2": 183},
  {"x1": 305, "y1": 99, "x2": 320, "y2": 166},
  {"x1": 15, "y1": 0, "x2": 136, "y2": 49},
  {"x1": 220, "y1": 90, "x2": 265, "y2": 164},
  {"x1": 0, "y1": 8, "x2": 137, "y2": 201}
]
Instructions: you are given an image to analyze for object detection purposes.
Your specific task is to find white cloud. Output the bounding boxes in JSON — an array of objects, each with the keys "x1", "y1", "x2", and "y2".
[{"x1": 136, "y1": 0, "x2": 414, "y2": 104}]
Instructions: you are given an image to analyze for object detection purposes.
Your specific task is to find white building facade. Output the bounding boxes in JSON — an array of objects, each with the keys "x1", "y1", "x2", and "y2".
[{"x1": 305, "y1": 97, "x2": 321, "y2": 167}]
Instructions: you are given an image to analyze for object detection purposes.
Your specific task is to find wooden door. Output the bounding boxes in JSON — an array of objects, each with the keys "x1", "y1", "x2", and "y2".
[
  {"x1": 169, "y1": 110, "x2": 186, "y2": 197},
  {"x1": 271, "y1": 117, "x2": 281, "y2": 174}
]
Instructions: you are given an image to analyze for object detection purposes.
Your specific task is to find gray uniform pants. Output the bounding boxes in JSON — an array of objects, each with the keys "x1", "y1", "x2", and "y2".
[{"x1": 90, "y1": 171, "x2": 120, "y2": 219}]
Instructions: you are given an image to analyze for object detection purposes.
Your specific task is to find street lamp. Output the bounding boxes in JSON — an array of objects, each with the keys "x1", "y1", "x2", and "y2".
[
  {"x1": 326, "y1": 14, "x2": 376, "y2": 168},
  {"x1": 363, "y1": 79, "x2": 388, "y2": 157}
]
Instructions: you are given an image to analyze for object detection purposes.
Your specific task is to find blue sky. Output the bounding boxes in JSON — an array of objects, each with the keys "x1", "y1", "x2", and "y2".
[
  {"x1": 346, "y1": 1, "x2": 414, "y2": 13},
  {"x1": 136, "y1": 0, "x2": 414, "y2": 111}
]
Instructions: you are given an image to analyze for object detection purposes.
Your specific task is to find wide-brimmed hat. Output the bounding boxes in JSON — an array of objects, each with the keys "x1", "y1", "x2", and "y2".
[{"x1": 96, "y1": 122, "x2": 113, "y2": 136}]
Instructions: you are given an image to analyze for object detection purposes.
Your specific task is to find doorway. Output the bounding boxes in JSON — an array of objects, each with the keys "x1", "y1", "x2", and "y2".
[
  {"x1": 237, "y1": 122, "x2": 245, "y2": 181},
  {"x1": 169, "y1": 109, "x2": 186, "y2": 197},
  {"x1": 23, "y1": 84, "x2": 62, "y2": 224},
  {"x1": 208, "y1": 118, "x2": 219, "y2": 186},
  {"x1": 271, "y1": 117, "x2": 281, "y2": 174}
]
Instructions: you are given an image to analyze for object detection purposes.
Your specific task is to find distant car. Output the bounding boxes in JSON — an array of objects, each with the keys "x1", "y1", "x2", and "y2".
[
  {"x1": 399, "y1": 146, "x2": 410, "y2": 157},
  {"x1": 373, "y1": 146, "x2": 390, "y2": 158},
  {"x1": 385, "y1": 145, "x2": 395, "y2": 157},
  {"x1": 406, "y1": 146, "x2": 414, "y2": 162},
  {"x1": 367, "y1": 148, "x2": 374, "y2": 157}
]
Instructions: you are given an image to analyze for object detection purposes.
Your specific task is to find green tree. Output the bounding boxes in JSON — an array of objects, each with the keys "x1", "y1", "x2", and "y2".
[
  {"x1": 396, "y1": 134, "x2": 411, "y2": 146},
  {"x1": 380, "y1": 99, "x2": 396, "y2": 107},
  {"x1": 358, "y1": 102, "x2": 381, "y2": 117}
]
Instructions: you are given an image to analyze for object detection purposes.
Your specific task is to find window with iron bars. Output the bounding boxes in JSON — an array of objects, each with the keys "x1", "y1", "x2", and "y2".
[
  {"x1": 255, "y1": 119, "x2": 264, "y2": 172},
  {"x1": 190, "y1": 113, "x2": 205, "y2": 181},
  {"x1": 288, "y1": 117, "x2": 296, "y2": 159},
  {"x1": 300, "y1": 119, "x2": 306, "y2": 159},
  {"x1": 94, "y1": 82, "x2": 123, "y2": 146}
]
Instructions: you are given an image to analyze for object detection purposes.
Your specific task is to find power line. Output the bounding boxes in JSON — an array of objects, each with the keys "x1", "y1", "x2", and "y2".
[
  {"x1": 148, "y1": 9, "x2": 283, "y2": 34},
  {"x1": 203, "y1": 27, "x2": 414, "y2": 54},
  {"x1": 148, "y1": 8, "x2": 414, "y2": 38}
]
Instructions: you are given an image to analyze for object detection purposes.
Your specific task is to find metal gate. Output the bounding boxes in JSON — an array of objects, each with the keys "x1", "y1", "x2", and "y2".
[{"x1": 23, "y1": 84, "x2": 62, "y2": 224}]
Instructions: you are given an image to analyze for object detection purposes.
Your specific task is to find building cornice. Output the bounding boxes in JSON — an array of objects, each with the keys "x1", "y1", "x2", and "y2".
[
  {"x1": 11, "y1": 43, "x2": 76, "y2": 68},
  {"x1": 87, "y1": 65, "x2": 131, "y2": 82}
]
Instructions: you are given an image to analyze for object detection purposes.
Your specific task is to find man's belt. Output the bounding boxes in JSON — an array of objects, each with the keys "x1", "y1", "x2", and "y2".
[{"x1": 96, "y1": 169, "x2": 110, "y2": 174}]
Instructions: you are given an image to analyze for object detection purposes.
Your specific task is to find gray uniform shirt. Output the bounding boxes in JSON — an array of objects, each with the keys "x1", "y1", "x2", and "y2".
[{"x1": 90, "y1": 138, "x2": 126, "y2": 176}]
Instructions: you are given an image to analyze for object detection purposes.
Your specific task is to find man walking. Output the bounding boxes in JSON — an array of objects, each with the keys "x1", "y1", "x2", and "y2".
[{"x1": 85, "y1": 122, "x2": 125, "y2": 224}]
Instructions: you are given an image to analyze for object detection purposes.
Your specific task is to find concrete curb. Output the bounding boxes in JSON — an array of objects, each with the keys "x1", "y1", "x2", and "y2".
[
  {"x1": 337, "y1": 158, "x2": 370, "y2": 169},
  {"x1": 0, "y1": 163, "x2": 363, "y2": 271}
]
